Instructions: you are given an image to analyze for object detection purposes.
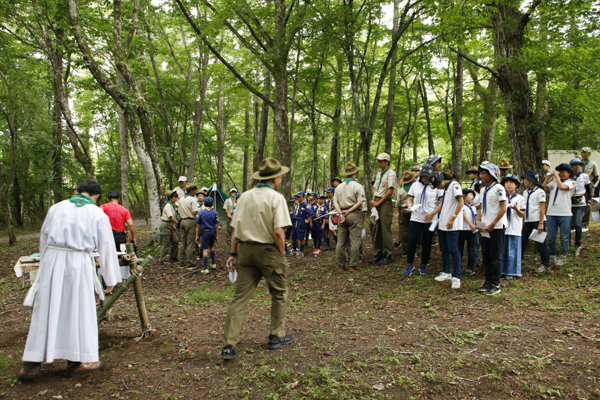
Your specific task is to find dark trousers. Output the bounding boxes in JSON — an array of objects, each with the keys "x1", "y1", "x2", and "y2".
[
  {"x1": 521, "y1": 221, "x2": 549, "y2": 266},
  {"x1": 458, "y1": 230, "x2": 477, "y2": 271},
  {"x1": 439, "y1": 230, "x2": 461, "y2": 278},
  {"x1": 481, "y1": 228, "x2": 505, "y2": 287},
  {"x1": 407, "y1": 221, "x2": 434, "y2": 265},
  {"x1": 112, "y1": 230, "x2": 126, "y2": 252}
]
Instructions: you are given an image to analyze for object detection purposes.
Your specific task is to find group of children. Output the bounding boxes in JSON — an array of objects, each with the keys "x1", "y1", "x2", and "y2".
[{"x1": 288, "y1": 189, "x2": 337, "y2": 256}]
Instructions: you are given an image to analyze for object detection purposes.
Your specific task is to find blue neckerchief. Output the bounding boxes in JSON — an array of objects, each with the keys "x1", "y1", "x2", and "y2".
[
  {"x1": 552, "y1": 180, "x2": 565, "y2": 206},
  {"x1": 526, "y1": 187, "x2": 538, "y2": 220},
  {"x1": 420, "y1": 183, "x2": 427, "y2": 206},
  {"x1": 506, "y1": 193, "x2": 517, "y2": 225},
  {"x1": 439, "y1": 179, "x2": 456, "y2": 218},
  {"x1": 467, "y1": 204, "x2": 476, "y2": 224},
  {"x1": 482, "y1": 182, "x2": 497, "y2": 215}
]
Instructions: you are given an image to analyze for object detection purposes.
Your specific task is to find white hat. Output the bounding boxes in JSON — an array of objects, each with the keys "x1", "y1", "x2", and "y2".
[
  {"x1": 178, "y1": 176, "x2": 187, "y2": 182},
  {"x1": 200, "y1": 187, "x2": 208, "y2": 192},
  {"x1": 376, "y1": 152, "x2": 391, "y2": 161},
  {"x1": 542, "y1": 160, "x2": 551, "y2": 166},
  {"x1": 479, "y1": 163, "x2": 500, "y2": 181},
  {"x1": 230, "y1": 188, "x2": 238, "y2": 193}
]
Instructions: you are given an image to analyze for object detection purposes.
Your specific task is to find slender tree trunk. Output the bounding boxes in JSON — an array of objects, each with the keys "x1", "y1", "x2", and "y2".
[
  {"x1": 243, "y1": 98, "x2": 250, "y2": 191},
  {"x1": 187, "y1": 52, "x2": 209, "y2": 181},
  {"x1": 384, "y1": 0, "x2": 399, "y2": 154},
  {"x1": 116, "y1": 73, "x2": 130, "y2": 208},
  {"x1": 331, "y1": 55, "x2": 343, "y2": 182},
  {"x1": 419, "y1": 79, "x2": 434, "y2": 155},
  {"x1": 52, "y1": 90, "x2": 63, "y2": 203},
  {"x1": 450, "y1": 49, "x2": 464, "y2": 178},
  {"x1": 254, "y1": 69, "x2": 270, "y2": 173},
  {"x1": 216, "y1": 89, "x2": 225, "y2": 188}
]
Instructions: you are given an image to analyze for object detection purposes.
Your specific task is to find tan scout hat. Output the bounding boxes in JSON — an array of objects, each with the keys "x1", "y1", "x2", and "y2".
[
  {"x1": 341, "y1": 161, "x2": 360, "y2": 176},
  {"x1": 466, "y1": 166, "x2": 479, "y2": 174},
  {"x1": 400, "y1": 170, "x2": 418, "y2": 185},
  {"x1": 252, "y1": 157, "x2": 290, "y2": 180},
  {"x1": 332, "y1": 176, "x2": 343, "y2": 184},
  {"x1": 185, "y1": 183, "x2": 197, "y2": 192},
  {"x1": 411, "y1": 164, "x2": 420, "y2": 172},
  {"x1": 498, "y1": 158, "x2": 512, "y2": 169}
]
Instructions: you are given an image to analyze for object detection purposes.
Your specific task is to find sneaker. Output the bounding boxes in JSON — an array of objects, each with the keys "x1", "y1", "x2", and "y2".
[
  {"x1": 201, "y1": 269, "x2": 209, "y2": 274},
  {"x1": 485, "y1": 286, "x2": 501, "y2": 296},
  {"x1": 268, "y1": 334, "x2": 294, "y2": 350},
  {"x1": 556, "y1": 255, "x2": 566, "y2": 266},
  {"x1": 295, "y1": 251, "x2": 304, "y2": 258},
  {"x1": 451, "y1": 277, "x2": 461, "y2": 289},
  {"x1": 479, "y1": 282, "x2": 491, "y2": 292},
  {"x1": 371, "y1": 251, "x2": 383, "y2": 264},
  {"x1": 504, "y1": 276, "x2": 514, "y2": 281},
  {"x1": 419, "y1": 264, "x2": 428, "y2": 275},
  {"x1": 337, "y1": 265, "x2": 345, "y2": 271},
  {"x1": 211, "y1": 264, "x2": 217, "y2": 269},
  {"x1": 549, "y1": 255, "x2": 557, "y2": 266},
  {"x1": 221, "y1": 346, "x2": 238, "y2": 360},
  {"x1": 464, "y1": 269, "x2": 476, "y2": 276},
  {"x1": 313, "y1": 249, "x2": 318, "y2": 255},
  {"x1": 404, "y1": 264, "x2": 414, "y2": 276},
  {"x1": 434, "y1": 272, "x2": 452, "y2": 282},
  {"x1": 349, "y1": 266, "x2": 360, "y2": 272},
  {"x1": 535, "y1": 264, "x2": 546, "y2": 274},
  {"x1": 380, "y1": 256, "x2": 392, "y2": 265},
  {"x1": 285, "y1": 250, "x2": 292, "y2": 257}
]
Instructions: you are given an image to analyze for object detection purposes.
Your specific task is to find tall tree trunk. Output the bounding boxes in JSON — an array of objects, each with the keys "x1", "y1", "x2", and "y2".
[
  {"x1": 216, "y1": 89, "x2": 225, "y2": 188},
  {"x1": 384, "y1": 0, "x2": 399, "y2": 154},
  {"x1": 243, "y1": 98, "x2": 250, "y2": 191},
  {"x1": 254, "y1": 69, "x2": 270, "y2": 173},
  {"x1": 330, "y1": 55, "x2": 343, "y2": 182},
  {"x1": 187, "y1": 52, "x2": 209, "y2": 181},
  {"x1": 116, "y1": 73, "x2": 130, "y2": 208},
  {"x1": 490, "y1": 0, "x2": 541, "y2": 175},
  {"x1": 52, "y1": 89, "x2": 63, "y2": 203},
  {"x1": 450, "y1": 49, "x2": 464, "y2": 178},
  {"x1": 418, "y1": 79, "x2": 434, "y2": 155}
]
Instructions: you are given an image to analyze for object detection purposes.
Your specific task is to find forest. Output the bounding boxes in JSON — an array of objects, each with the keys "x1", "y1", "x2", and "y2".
[{"x1": 0, "y1": 0, "x2": 599, "y2": 243}]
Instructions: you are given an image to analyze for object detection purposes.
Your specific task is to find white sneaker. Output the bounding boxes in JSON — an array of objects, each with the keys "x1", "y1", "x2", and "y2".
[
  {"x1": 434, "y1": 272, "x2": 452, "y2": 282},
  {"x1": 549, "y1": 255, "x2": 557, "y2": 266},
  {"x1": 557, "y1": 255, "x2": 566, "y2": 265},
  {"x1": 451, "y1": 277, "x2": 461, "y2": 289}
]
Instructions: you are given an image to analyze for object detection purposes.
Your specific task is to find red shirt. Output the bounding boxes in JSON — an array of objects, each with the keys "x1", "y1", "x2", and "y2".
[{"x1": 100, "y1": 203, "x2": 132, "y2": 232}]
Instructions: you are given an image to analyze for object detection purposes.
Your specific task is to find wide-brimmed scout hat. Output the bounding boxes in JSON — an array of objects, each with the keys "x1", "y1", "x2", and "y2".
[
  {"x1": 419, "y1": 164, "x2": 434, "y2": 178},
  {"x1": 341, "y1": 161, "x2": 360, "y2": 176},
  {"x1": 465, "y1": 166, "x2": 479, "y2": 174},
  {"x1": 411, "y1": 164, "x2": 420, "y2": 172},
  {"x1": 251, "y1": 157, "x2": 290, "y2": 180},
  {"x1": 521, "y1": 170, "x2": 543, "y2": 187},
  {"x1": 498, "y1": 158, "x2": 512, "y2": 169},
  {"x1": 185, "y1": 183, "x2": 197, "y2": 192},
  {"x1": 375, "y1": 152, "x2": 391, "y2": 161},
  {"x1": 570, "y1": 158, "x2": 585, "y2": 166},
  {"x1": 501, "y1": 173, "x2": 520, "y2": 188},
  {"x1": 167, "y1": 189, "x2": 179, "y2": 198},
  {"x1": 178, "y1": 176, "x2": 187, "y2": 182},
  {"x1": 479, "y1": 163, "x2": 500, "y2": 181},
  {"x1": 400, "y1": 170, "x2": 418, "y2": 185},
  {"x1": 426, "y1": 154, "x2": 442, "y2": 166},
  {"x1": 556, "y1": 163, "x2": 574, "y2": 176},
  {"x1": 332, "y1": 177, "x2": 343, "y2": 184}
]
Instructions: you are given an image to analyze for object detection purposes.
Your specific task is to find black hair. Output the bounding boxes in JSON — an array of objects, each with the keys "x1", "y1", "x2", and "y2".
[
  {"x1": 107, "y1": 191, "x2": 120, "y2": 199},
  {"x1": 169, "y1": 191, "x2": 178, "y2": 200},
  {"x1": 442, "y1": 172, "x2": 453, "y2": 181},
  {"x1": 77, "y1": 180, "x2": 102, "y2": 196}
]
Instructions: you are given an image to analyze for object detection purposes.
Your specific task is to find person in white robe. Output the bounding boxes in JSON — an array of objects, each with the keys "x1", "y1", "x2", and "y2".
[{"x1": 18, "y1": 181, "x2": 121, "y2": 380}]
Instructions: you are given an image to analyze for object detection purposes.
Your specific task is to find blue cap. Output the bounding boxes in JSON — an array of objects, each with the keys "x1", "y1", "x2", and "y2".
[
  {"x1": 326, "y1": 187, "x2": 335, "y2": 193},
  {"x1": 289, "y1": 196, "x2": 296, "y2": 202},
  {"x1": 204, "y1": 197, "x2": 214, "y2": 207},
  {"x1": 426, "y1": 154, "x2": 442, "y2": 166},
  {"x1": 430, "y1": 172, "x2": 444, "y2": 188},
  {"x1": 296, "y1": 191, "x2": 305, "y2": 197},
  {"x1": 318, "y1": 194, "x2": 327, "y2": 199}
]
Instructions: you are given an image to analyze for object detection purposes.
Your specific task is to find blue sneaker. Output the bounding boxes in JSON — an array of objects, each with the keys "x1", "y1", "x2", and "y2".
[
  {"x1": 419, "y1": 264, "x2": 427, "y2": 275},
  {"x1": 285, "y1": 250, "x2": 291, "y2": 257},
  {"x1": 404, "y1": 264, "x2": 414, "y2": 276}
]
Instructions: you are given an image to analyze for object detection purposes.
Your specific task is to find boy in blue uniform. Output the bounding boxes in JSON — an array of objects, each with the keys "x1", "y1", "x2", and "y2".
[
  {"x1": 195, "y1": 197, "x2": 219, "y2": 273},
  {"x1": 291, "y1": 191, "x2": 313, "y2": 257},
  {"x1": 312, "y1": 195, "x2": 329, "y2": 255},
  {"x1": 324, "y1": 187, "x2": 336, "y2": 250}
]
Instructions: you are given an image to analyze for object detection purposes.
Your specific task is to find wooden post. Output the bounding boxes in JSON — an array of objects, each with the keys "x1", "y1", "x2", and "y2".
[{"x1": 126, "y1": 243, "x2": 151, "y2": 337}]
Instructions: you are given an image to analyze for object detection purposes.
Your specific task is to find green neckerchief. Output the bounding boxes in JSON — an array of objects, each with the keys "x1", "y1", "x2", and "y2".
[
  {"x1": 377, "y1": 167, "x2": 391, "y2": 191},
  {"x1": 184, "y1": 193, "x2": 193, "y2": 198},
  {"x1": 256, "y1": 182, "x2": 274, "y2": 190},
  {"x1": 68, "y1": 194, "x2": 95, "y2": 207},
  {"x1": 403, "y1": 182, "x2": 413, "y2": 192},
  {"x1": 345, "y1": 178, "x2": 356, "y2": 184},
  {"x1": 167, "y1": 200, "x2": 178, "y2": 220}
]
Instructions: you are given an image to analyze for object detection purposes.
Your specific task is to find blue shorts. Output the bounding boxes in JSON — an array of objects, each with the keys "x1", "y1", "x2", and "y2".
[
  {"x1": 201, "y1": 230, "x2": 216, "y2": 250},
  {"x1": 285, "y1": 226, "x2": 292, "y2": 240},
  {"x1": 311, "y1": 225, "x2": 325, "y2": 239},
  {"x1": 291, "y1": 220, "x2": 306, "y2": 240}
]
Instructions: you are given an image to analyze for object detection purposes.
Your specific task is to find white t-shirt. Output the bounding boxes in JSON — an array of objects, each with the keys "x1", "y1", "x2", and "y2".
[
  {"x1": 524, "y1": 187, "x2": 546, "y2": 223},
  {"x1": 407, "y1": 180, "x2": 440, "y2": 224},
  {"x1": 461, "y1": 204, "x2": 478, "y2": 232},
  {"x1": 546, "y1": 179, "x2": 575, "y2": 216},
  {"x1": 479, "y1": 182, "x2": 508, "y2": 229},
  {"x1": 505, "y1": 193, "x2": 525, "y2": 236},
  {"x1": 438, "y1": 181, "x2": 464, "y2": 231},
  {"x1": 572, "y1": 173, "x2": 591, "y2": 208}
]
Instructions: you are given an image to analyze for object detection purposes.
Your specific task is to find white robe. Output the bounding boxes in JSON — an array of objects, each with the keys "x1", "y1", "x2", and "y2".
[{"x1": 22, "y1": 200, "x2": 121, "y2": 363}]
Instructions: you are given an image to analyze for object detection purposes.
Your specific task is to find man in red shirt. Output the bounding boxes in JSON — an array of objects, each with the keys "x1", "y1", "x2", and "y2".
[{"x1": 99, "y1": 191, "x2": 137, "y2": 251}]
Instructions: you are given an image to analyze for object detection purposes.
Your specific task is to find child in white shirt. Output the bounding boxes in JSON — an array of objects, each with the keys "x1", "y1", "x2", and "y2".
[{"x1": 501, "y1": 175, "x2": 525, "y2": 279}]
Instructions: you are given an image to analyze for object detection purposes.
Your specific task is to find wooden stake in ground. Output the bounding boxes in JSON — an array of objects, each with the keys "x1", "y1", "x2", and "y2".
[{"x1": 126, "y1": 243, "x2": 151, "y2": 337}]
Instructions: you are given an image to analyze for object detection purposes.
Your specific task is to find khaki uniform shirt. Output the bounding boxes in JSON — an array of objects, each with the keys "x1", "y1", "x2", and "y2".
[
  {"x1": 584, "y1": 160, "x2": 599, "y2": 185},
  {"x1": 334, "y1": 179, "x2": 366, "y2": 211},
  {"x1": 232, "y1": 187, "x2": 292, "y2": 244},
  {"x1": 161, "y1": 202, "x2": 177, "y2": 222},
  {"x1": 178, "y1": 195, "x2": 200, "y2": 219},
  {"x1": 172, "y1": 186, "x2": 186, "y2": 206},
  {"x1": 223, "y1": 198, "x2": 234, "y2": 216},
  {"x1": 397, "y1": 187, "x2": 409, "y2": 209},
  {"x1": 373, "y1": 168, "x2": 397, "y2": 198}
]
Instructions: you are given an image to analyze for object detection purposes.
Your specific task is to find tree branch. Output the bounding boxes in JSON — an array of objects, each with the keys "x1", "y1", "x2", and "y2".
[{"x1": 448, "y1": 45, "x2": 499, "y2": 80}]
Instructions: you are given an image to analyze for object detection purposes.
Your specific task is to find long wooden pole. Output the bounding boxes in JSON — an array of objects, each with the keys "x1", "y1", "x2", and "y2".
[{"x1": 126, "y1": 243, "x2": 151, "y2": 337}]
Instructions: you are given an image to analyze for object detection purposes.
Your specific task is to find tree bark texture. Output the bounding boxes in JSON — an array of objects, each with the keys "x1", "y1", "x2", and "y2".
[{"x1": 450, "y1": 49, "x2": 464, "y2": 178}]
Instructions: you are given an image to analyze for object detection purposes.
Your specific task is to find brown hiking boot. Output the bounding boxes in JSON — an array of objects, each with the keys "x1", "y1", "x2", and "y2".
[{"x1": 66, "y1": 361, "x2": 103, "y2": 377}]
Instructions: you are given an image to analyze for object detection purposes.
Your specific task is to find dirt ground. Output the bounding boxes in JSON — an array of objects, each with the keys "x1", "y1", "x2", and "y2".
[{"x1": 1, "y1": 219, "x2": 600, "y2": 399}]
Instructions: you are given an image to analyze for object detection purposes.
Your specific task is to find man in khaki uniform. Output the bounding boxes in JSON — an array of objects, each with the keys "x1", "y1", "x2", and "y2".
[
  {"x1": 582, "y1": 147, "x2": 599, "y2": 228},
  {"x1": 160, "y1": 190, "x2": 179, "y2": 264},
  {"x1": 334, "y1": 162, "x2": 366, "y2": 271},
  {"x1": 178, "y1": 183, "x2": 200, "y2": 269},
  {"x1": 397, "y1": 166, "x2": 418, "y2": 254},
  {"x1": 222, "y1": 158, "x2": 293, "y2": 360},
  {"x1": 224, "y1": 188, "x2": 237, "y2": 244},
  {"x1": 371, "y1": 153, "x2": 397, "y2": 264}
]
